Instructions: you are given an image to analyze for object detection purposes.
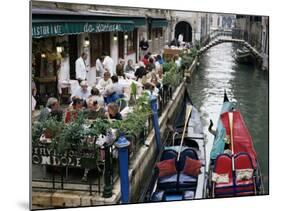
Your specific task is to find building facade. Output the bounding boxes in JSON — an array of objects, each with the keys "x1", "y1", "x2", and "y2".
[
  {"x1": 32, "y1": 1, "x2": 169, "y2": 105},
  {"x1": 233, "y1": 15, "x2": 269, "y2": 70}
]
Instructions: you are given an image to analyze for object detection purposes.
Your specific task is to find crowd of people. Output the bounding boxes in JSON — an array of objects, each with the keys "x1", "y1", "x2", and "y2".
[{"x1": 37, "y1": 50, "x2": 170, "y2": 124}]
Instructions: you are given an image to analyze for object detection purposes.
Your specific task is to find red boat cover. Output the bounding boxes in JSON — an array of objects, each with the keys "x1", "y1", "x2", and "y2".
[{"x1": 220, "y1": 111, "x2": 257, "y2": 168}]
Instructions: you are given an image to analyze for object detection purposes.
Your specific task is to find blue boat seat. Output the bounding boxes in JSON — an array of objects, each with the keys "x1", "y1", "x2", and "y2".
[
  {"x1": 160, "y1": 149, "x2": 178, "y2": 161},
  {"x1": 177, "y1": 148, "x2": 198, "y2": 171}
]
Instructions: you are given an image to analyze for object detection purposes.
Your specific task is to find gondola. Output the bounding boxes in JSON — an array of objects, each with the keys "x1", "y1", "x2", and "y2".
[
  {"x1": 235, "y1": 47, "x2": 254, "y2": 64},
  {"x1": 142, "y1": 91, "x2": 207, "y2": 202},
  {"x1": 207, "y1": 91, "x2": 264, "y2": 198}
]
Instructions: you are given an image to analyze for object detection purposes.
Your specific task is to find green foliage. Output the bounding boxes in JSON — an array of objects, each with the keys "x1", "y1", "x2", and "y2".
[
  {"x1": 90, "y1": 118, "x2": 111, "y2": 136},
  {"x1": 32, "y1": 121, "x2": 44, "y2": 144},
  {"x1": 189, "y1": 48, "x2": 198, "y2": 59},
  {"x1": 111, "y1": 92, "x2": 151, "y2": 137},
  {"x1": 163, "y1": 61, "x2": 177, "y2": 73},
  {"x1": 130, "y1": 82, "x2": 137, "y2": 98},
  {"x1": 162, "y1": 64, "x2": 181, "y2": 87},
  {"x1": 41, "y1": 117, "x2": 64, "y2": 139},
  {"x1": 194, "y1": 40, "x2": 201, "y2": 50},
  {"x1": 54, "y1": 112, "x2": 85, "y2": 153},
  {"x1": 180, "y1": 54, "x2": 194, "y2": 70},
  {"x1": 32, "y1": 93, "x2": 152, "y2": 154}
]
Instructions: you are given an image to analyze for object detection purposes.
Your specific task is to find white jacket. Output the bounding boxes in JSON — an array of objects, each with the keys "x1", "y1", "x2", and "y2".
[
  {"x1": 103, "y1": 56, "x2": 115, "y2": 76},
  {"x1": 75, "y1": 57, "x2": 87, "y2": 80}
]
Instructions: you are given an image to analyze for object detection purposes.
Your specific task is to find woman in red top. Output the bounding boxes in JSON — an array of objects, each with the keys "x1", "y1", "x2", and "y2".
[
  {"x1": 141, "y1": 54, "x2": 149, "y2": 67},
  {"x1": 64, "y1": 97, "x2": 83, "y2": 123}
]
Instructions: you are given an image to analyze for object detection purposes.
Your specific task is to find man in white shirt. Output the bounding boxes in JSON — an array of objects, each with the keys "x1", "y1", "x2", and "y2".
[
  {"x1": 75, "y1": 52, "x2": 88, "y2": 82},
  {"x1": 71, "y1": 80, "x2": 91, "y2": 101},
  {"x1": 102, "y1": 53, "x2": 115, "y2": 76},
  {"x1": 96, "y1": 56, "x2": 105, "y2": 77}
]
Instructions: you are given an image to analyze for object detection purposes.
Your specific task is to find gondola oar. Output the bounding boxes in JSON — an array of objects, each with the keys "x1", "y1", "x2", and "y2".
[
  {"x1": 177, "y1": 105, "x2": 193, "y2": 161},
  {"x1": 228, "y1": 112, "x2": 235, "y2": 171}
]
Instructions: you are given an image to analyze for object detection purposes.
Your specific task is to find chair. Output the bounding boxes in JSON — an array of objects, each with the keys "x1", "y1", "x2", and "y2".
[
  {"x1": 157, "y1": 149, "x2": 178, "y2": 191},
  {"x1": 234, "y1": 153, "x2": 256, "y2": 196},
  {"x1": 177, "y1": 148, "x2": 199, "y2": 191},
  {"x1": 212, "y1": 154, "x2": 235, "y2": 197}
]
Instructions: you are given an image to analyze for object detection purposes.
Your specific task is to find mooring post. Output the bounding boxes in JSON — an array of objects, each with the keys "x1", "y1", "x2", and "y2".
[
  {"x1": 150, "y1": 95, "x2": 161, "y2": 153},
  {"x1": 115, "y1": 135, "x2": 130, "y2": 203}
]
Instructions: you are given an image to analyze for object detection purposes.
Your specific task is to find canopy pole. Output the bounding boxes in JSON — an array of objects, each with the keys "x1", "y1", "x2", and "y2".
[
  {"x1": 228, "y1": 112, "x2": 235, "y2": 171},
  {"x1": 177, "y1": 105, "x2": 192, "y2": 161}
]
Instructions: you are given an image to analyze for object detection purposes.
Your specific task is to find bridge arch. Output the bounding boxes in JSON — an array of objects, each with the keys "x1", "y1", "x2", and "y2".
[
  {"x1": 198, "y1": 35, "x2": 263, "y2": 60},
  {"x1": 174, "y1": 21, "x2": 192, "y2": 43}
]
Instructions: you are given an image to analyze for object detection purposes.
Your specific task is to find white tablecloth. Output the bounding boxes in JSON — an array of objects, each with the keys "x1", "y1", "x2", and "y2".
[{"x1": 57, "y1": 80, "x2": 79, "y2": 94}]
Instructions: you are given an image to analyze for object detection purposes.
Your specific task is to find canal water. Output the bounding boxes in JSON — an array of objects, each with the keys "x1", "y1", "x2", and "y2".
[{"x1": 188, "y1": 43, "x2": 269, "y2": 193}]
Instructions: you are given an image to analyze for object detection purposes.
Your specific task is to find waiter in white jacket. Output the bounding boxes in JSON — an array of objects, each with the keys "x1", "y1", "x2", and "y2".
[{"x1": 75, "y1": 52, "x2": 88, "y2": 82}]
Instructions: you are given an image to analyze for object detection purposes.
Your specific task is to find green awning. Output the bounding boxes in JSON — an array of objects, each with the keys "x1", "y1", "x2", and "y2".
[
  {"x1": 152, "y1": 19, "x2": 168, "y2": 28},
  {"x1": 133, "y1": 18, "x2": 146, "y2": 27},
  {"x1": 32, "y1": 19, "x2": 135, "y2": 38}
]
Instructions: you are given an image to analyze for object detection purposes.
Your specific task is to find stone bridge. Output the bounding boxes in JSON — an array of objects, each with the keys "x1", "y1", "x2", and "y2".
[{"x1": 199, "y1": 30, "x2": 263, "y2": 60}]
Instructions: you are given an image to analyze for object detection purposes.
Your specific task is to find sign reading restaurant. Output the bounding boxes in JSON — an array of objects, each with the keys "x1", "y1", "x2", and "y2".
[
  {"x1": 32, "y1": 24, "x2": 63, "y2": 37},
  {"x1": 32, "y1": 22, "x2": 134, "y2": 38}
]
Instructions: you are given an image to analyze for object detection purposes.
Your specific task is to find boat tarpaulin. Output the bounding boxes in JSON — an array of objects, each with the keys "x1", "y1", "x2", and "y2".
[
  {"x1": 220, "y1": 111, "x2": 257, "y2": 168},
  {"x1": 210, "y1": 101, "x2": 234, "y2": 160}
]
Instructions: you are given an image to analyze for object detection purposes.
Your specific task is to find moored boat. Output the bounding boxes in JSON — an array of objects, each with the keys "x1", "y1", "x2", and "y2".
[
  {"x1": 235, "y1": 47, "x2": 255, "y2": 64},
  {"x1": 142, "y1": 91, "x2": 207, "y2": 202},
  {"x1": 207, "y1": 92, "x2": 264, "y2": 198}
]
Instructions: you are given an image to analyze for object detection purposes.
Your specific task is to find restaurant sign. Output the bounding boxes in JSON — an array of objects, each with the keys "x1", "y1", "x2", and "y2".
[
  {"x1": 32, "y1": 21, "x2": 134, "y2": 38},
  {"x1": 32, "y1": 145, "x2": 97, "y2": 169}
]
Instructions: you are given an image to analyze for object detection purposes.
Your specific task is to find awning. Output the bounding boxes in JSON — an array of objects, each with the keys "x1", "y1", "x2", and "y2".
[
  {"x1": 32, "y1": 8, "x2": 146, "y2": 38},
  {"x1": 32, "y1": 19, "x2": 135, "y2": 38},
  {"x1": 132, "y1": 18, "x2": 146, "y2": 27},
  {"x1": 152, "y1": 19, "x2": 168, "y2": 28}
]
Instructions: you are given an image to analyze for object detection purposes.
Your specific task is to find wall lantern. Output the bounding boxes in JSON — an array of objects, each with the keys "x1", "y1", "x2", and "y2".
[
  {"x1": 124, "y1": 33, "x2": 128, "y2": 40},
  {"x1": 84, "y1": 37, "x2": 90, "y2": 47},
  {"x1": 56, "y1": 43, "x2": 63, "y2": 53},
  {"x1": 113, "y1": 33, "x2": 118, "y2": 41},
  {"x1": 41, "y1": 53, "x2": 46, "y2": 58}
]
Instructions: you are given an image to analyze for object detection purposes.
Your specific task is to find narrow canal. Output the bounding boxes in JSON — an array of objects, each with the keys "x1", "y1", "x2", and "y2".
[{"x1": 188, "y1": 42, "x2": 269, "y2": 193}]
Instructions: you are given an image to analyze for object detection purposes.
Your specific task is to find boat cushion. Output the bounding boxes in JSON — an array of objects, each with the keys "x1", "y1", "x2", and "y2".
[
  {"x1": 212, "y1": 172, "x2": 230, "y2": 184},
  {"x1": 236, "y1": 168, "x2": 254, "y2": 182},
  {"x1": 156, "y1": 158, "x2": 177, "y2": 177},
  {"x1": 182, "y1": 157, "x2": 202, "y2": 177},
  {"x1": 178, "y1": 148, "x2": 198, "y2": 171}
]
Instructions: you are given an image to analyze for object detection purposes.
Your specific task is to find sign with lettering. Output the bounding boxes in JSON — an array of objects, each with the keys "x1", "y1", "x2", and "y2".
[
  {"x1": 83, "y1": 23, "x2": 123, "y2": 33},
  {"x1": 32, "y1": 23, "x2": 66, "y2": 38},
  {"x1": 32, "y1": 144, "x2": 97, "y2": 169},
  {"x1": 32, "y1": 21, "x2": 134, "y2": 38}
]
